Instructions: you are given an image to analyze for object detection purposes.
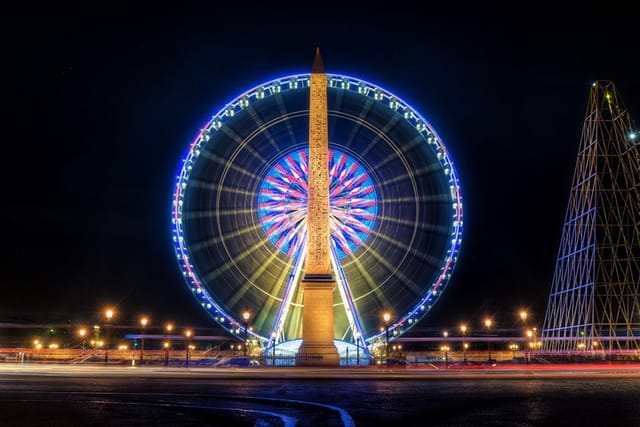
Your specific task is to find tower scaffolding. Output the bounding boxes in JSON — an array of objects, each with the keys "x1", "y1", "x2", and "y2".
[{"x1": 542, "y1": 81, "x2": 640, "y2": 355}]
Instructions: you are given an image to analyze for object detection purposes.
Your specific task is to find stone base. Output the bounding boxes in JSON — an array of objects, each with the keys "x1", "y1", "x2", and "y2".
[
  {"x1": 296, "y1": 342, "x2": 340, "y2": 366},
  {"x1": 296, "y1": 277, "x2": 339, "y2": 366}
]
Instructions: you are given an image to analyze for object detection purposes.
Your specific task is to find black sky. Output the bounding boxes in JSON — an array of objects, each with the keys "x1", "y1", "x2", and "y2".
[{"x1": 3, "y1": 3, "x2": 639, "y2": 332}]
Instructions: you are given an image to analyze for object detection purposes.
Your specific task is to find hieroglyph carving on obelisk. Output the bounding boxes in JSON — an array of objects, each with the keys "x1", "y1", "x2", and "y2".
[{"x1": 296, "y1": 48, "x2": 340, "y2": 366}]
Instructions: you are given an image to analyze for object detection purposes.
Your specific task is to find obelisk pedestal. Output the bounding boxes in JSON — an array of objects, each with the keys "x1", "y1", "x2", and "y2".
[
  {"x1": 297, "y1": 276, "x2": 339, "y2": 366},
  {"x1": 296, "y1": 48, "x2": 340, "y2": 366}
]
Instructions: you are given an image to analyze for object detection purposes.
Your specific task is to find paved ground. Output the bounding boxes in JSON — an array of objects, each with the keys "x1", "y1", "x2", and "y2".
[
  {"x1": 2, "y1": 363, "x2": 640, "y2": 426},
  {"x1": 2, "y1": 361, "x2": 640, "y2": 379}
]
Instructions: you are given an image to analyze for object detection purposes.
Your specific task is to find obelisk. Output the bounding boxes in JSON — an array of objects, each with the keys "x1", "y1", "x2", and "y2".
[{"x1": 296, "y1": 48, "x2": 340, "y2": 366}]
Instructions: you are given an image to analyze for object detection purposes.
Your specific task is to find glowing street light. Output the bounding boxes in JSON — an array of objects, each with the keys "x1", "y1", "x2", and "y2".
[
  {"x1": 139, "y1": 316, "x2": 148, "y2": 364},
  {"x1": 510, "y1": 343, "x2": 519, "y2": 359},
  {"x1": 78, "y1": 328, "x2": 87, "y2": 351},
  {"x1": 443, "y1": 331, "x2": 449, "y2": 368},
  {"x1": 460, "y1": 324, "x2": 467, "y2": 362},
  {"x1": 484, "y1": 318, "x2": 493, "y2": 362},
  {"x1": 104, "y1": 308, "x2": 114, "y2": 364},
  {"x1": 163, "y1": 341, "x2": 170, "y2": 366},
  {"x1": 184, "y1": 329, "x2": 193, "y2": 367},
  {"x1": 242, "y1": 307, "x2": 251, "y2": 357},
  {"x1": 519, "y1": 311, "x2": 528, "y2": 323},
  {"x1": 382, "y1": 311, "x2": 391, "y2": 366},
  {"x1": 164, "y1": 323, "x2": 173, "y2": 367},
  {"x1": 441, "y1": 345, "x2": 450, "y2": 367}
]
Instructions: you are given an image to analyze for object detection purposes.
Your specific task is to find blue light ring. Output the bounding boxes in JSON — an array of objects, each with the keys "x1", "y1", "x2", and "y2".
[{"x1": 172, "y1": 72, "x2": 464, "y2": 342}]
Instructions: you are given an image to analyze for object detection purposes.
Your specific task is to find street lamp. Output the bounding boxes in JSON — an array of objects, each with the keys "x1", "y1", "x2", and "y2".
[
  {"x1": 510, "y1": 343, "x2": 518, "y2": 359},
  {"x1": 271, "y1": 331, "x2": 276, "y2": 366},
  {"x1": 460, "y1": 324, "x2": 467, "y2": 362},
  {"x1": 484, "y1": 318, "x2": 493, "y2": 362},
  {"x1": 242, "y1": 307, "x2": 251, "y2": 357},
  {"x1": 519, "y1": 310, "x2": 528, "y2": 325},
  {"x1": 139, "y1": 316, "x2": 148, "y2": 364},
  {"x1": 441, "y1": 345, "x2": 450, "y2": 368},
  {"x1": 184, "y1": 329, "x2": 192, "y2": 367},
  {"x1": 354, "y1": 331, "x2": 361, "y2": 366},
  {"x1": 519, "y1": 310, "x2": 528, "y2": 363},
  {"x1": 163, "y1": 341, "x2": 170, "y2": 366},
  {"x1": 165, "y1": 323, "x2": 173, "y2": 367},
  {"x1": 78, "y1": 328, "x2": 87, "y2": 352},
  {"x1": 443, "y1": 331, "x2": 449, "y2": 368},
  {"x1": 104, "y1": 308, "x2": 114, "y2": 364},
  {"x1": 382, "y1": 311, "x2": 391, "y2": 366}
]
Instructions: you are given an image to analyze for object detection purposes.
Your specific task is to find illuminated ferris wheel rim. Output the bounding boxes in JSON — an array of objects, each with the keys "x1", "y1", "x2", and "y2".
[{"x1": 171, "y1": 72, "x2": 464, "y2": 344}]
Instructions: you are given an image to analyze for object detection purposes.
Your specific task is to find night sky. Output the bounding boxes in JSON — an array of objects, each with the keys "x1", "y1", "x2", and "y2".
[{"x1": 3, "y1": 4, "x2": 638, "y2": 333}]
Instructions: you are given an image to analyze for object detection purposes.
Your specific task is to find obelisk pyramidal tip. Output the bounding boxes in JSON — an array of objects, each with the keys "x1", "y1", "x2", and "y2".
[{"x1": 312, "y1": 47, "x2": 324, "y2": 74}]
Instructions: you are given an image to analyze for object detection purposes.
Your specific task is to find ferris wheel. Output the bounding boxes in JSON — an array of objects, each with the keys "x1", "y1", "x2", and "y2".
[{"x1": 171, "y1": 73, "x2": 463, "y2": 354}]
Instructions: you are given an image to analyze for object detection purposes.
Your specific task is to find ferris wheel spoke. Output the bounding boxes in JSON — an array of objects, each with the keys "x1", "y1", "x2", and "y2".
[
  {"x1": 368, "y1": 136, "x2": 427, "y2": 169},
  {"x1": 200, "y1": 148, "x2": 262, "y2": 181},
  {"x1": 374, "y1": 169, "x2": 434, "y2": 190},
  {"x1": 267, "y1": 241, "x2": 306, "y2": 347},
  {"x1": 376, "y1": 211, "x2": 451, "y2": 235},
  {"x1": 382, "y1": 194, "x2": 450, "y2": 204},
  {"x1": 330, "y1": 101, "x2": 375, "y2": 151},
  {"x1": 187, "y1": 223, "x2": 263, "y2": 253},
  {"x1": 227, "y1": 244, "x2": 295, "y2": 309},
  {"x1": 331, "y1": 243, "x2": 368, "y2": 347},
  {"x1": 243, "y1": 104, "x2": 282, "y2": 154},
  {"x1": 331, "y1": 111, "x2": 387, "y2": 159},
  {"x1": 358, "y1": 241, "x2": 424, "y2": 298},
  {"x1": 202, "y1": 237, "x2": 274, "y2": 283},
  {"x1": 274, "y1": 95, "x2": 306, "y2": 145},
  {"x1": 252, "y1": 257, "x2": 299, "y2": 333},
  {"x1": 184, "y1": 207, "x2": 258, "y2": 221},
  {"x1": 186, "y1": 179, "x2": 255, "y2": 196},
  {"x1": 343, "y1": 245, "x2": 392, "y2": 307},
  {"x1": 368, "y1": 228, "x2": 442, "y2": 271}
]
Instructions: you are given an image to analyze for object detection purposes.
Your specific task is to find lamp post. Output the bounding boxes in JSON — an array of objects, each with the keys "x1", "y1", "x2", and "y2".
[
  {"x1": 271, "y1": 331, "x2": 276, "y2": 367},
  {"x1": 165, "y1": 323, "x2": 173, "y2": 367},
  {"x1": 519, "y1": 310, "x2": 528, "y2": 363},
  {"x1": 443, "y1": 331, "x2": 449, "y2": 368},
  {"x1": 78, "y1": 328, "x2": 87, "y2": 352},
  {"x1": 139, "y1": 316, "x2": 148, "y2": 364},
  {"x1": 184, "y1": 329, "x2": 192, "y2": 367},
  {"x1": 460, "y1": 325, "x2": 467, "y2": 362},
  {"x1": 519, "y1": 311, "x2": 528, "y2": 329},
  {"x1": 510, "y1": 343, "x2": 518, "y2": 359},
  {"x1": 383, "y1": 311, "x2": 391, "y2": 366},
  {"x1": 354, "y1": 331, "x2": 361, "y2": 366},
  {"x1": 242, "y1": 307, "x2": 251, "y2": 357},
  {"x1": 104, "y1": 308, "x2": 114, "y2": 364},
  {"x1": 441, "y1": 345, "x2": 450, "y2": 368},
  {"x1": 484, "y1": 318, "x2": 493, "y2": 362},
  {"x1": 163, "y1": 341, "x2": 170, "y2": 366}
]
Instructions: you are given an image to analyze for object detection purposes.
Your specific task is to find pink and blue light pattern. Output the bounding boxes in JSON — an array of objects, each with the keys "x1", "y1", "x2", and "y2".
[{"x1": 257, "y1": 148, "x2": 377, "y2": 259}]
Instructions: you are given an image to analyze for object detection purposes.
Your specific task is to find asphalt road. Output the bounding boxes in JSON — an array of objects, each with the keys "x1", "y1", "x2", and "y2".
[{"x1": 2, "y1": 363, "x2": 640, "y2": 426}]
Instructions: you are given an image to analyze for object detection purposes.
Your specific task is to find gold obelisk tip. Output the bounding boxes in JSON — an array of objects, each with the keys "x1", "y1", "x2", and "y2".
[{"x1": 312, "y1": 47, "x2": 324, "y2": 74}]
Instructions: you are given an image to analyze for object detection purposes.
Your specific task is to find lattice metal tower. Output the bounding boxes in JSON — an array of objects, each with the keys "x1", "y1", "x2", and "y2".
[{"x1": 542, "y1": 80, "x2": 640, "y2": 354}]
